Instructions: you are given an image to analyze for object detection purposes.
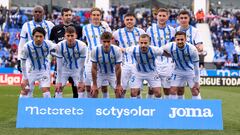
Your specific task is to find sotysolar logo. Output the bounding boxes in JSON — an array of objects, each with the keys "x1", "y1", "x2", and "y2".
[{"x1": 169, "y1": 108, "x2": 214, "y2": 118}]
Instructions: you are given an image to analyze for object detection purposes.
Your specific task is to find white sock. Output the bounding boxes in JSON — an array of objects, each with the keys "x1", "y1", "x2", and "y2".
[
  {"x1": 169, "y1": 95, "x2": 178, "y2": 99},
  {"x1": 27, "y1": 90, "x2": 33, "y2": 98},
  {"x1": 192, "y1": 93, "x2": 201, "y2": 100},
  {"x1": 155, "y1": 96, "x2": 162, "y2": 99},
  {"x1": 102, "y1": 92, "x2": 109, "y2": 98},
  {"x1": 86, "y1": 92, "x2": 91, "y2": 98},
  {"x1": 43, "y1": 92, "x2": 51, "y2": 98},
  {"x1": 131, "y1": 96, "x2": 137, "y2": 99},
  {"x1": 19, "y1": 94, "x2": 28, "y2": 98},
  {"x1": 178, "y1": 95, "x2": 185, "y2": 99},
  {"x1": 137, "y1": 93, "x2": 142, "y2": 99},
  {"x1": 78, "y1": 92, "x2": 85, "y2": 98},
  {"x1": 164, "y1": 95, "x2": 169, "y2": 99},
  {"x1": 146, "y1": 94, "x2": 154, "y2": 99},
  {"x1": 55, "y1": 92, "x2": 63, "y2": 98}
]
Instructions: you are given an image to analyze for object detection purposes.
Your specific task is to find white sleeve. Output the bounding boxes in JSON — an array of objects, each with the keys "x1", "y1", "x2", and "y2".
[
  {"x1": 191, "y1": 47, "x2": 200, "y2": 63},
  {"x1": 56, "y1": 57, "x2": 63, "y2": 84},
  {"x1": 78, "y1": 45, "x2": 87, "y2": 82},
  {"x1": 115, "y1": 47, "x2": 122, "y2": 64},
  {"x1": 82, "y1": 25, "x2": 87, "y2": 42},
  {"x1": 160, "y1": 43, "x2": 172, "y2": 53},
  {"x1": 146, "y1": 27, "x2": 151, "y2": 36},
  {"x1": 193, "y1": 30, "x2": 203, "y2": 45},
  {"x1": 125, "y1": 46, "x2": 134, "y2": 54},
  {"x1": 18, "y1": 23, "x2": 28, "y2": 60},
  {"x1": 101, "y1": 21, "x2": 112, "y2": 32},
  {"x1": 152, "y1": 46, "x2": 164, "y2": 56},
  {"x1": 91, "y1": 47, "x2": 98, "y2": 63},
  {"x1": 20, "y1": 46, "x2": 28, "y2": 80}
]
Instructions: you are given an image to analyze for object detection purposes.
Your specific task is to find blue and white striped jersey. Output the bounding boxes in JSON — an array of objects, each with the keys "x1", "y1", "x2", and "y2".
[
  {"x1": 91, "y1": 45, "x2": 122, "y2": 74},
  {"x1": 176, "y1": 25, "x2": 202, "y2": 45},
  {"x1": 126, "y1": 46, "x2": 164, "y2": 73},
  {"x1": 57, "y1": 39, "x2": 87, "y2": 70},
  {"x1": 146, "y1": 24, "x2": 176, "y2": 65},
  {"x1": 21, "y1": 40, "x2": 57, "y2": 71},
  {"x1": 146, "y1": 24, "x2": 176, "y2": 47},
  {"x1": 161, "y1": 42, "x2": 199, "y2": 75},
  {"x1": 113, "y1": 27, "x2": 145, "y2": 65},
  {"x1": 18, "y1": 20, "x2": 55, "y2": 59},
  {"x1": 82, "y1": 22, "x2": 112, "y2": 51}
]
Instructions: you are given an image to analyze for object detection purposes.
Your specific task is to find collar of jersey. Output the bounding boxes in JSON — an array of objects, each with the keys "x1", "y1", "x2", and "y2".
[
  {"x1": 32, "y1": 41, "x2": 43, "y2": 48},
  {"x1": 176, "y1": 43, "x2": 187, "y2": 50},
  {"x1": 180, "y1": 25, "x2": 191, "y2": 32},
  {"x1": 157, "y1": 24, "x2": 166, "y2": 30},
  {"x1": 124, "y1": 27, "x2": 135, "y2": 32},
  {"x1": 91, "y1": 24, "x2": 100, "y2": 28},
  {"x1": 66, "y1": 40, "x2": 77, "y2": 48},
  {"x1": 33, "y1": 20, "x2": 44, "y2": 25},
  {"x1": 139, "y1": 46, "x2": 150, "y2": 54}
]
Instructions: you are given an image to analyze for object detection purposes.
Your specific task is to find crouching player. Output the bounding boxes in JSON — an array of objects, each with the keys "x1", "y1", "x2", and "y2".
[
  {"x1": 55, "y1": 26, "x2": 87, "y2": 98},
  {"x1": 161, "y1": 31, "x2": 201, "y2": 99},
  {"x1": 124, "y1": 34, "x2": 168, "y2": 99},
  {"x1": 91, "y1": 32, "x2": 123, "y2": 98},
  {"x1": 20, "y1": 27, "x2": 57, "y2": 98}
]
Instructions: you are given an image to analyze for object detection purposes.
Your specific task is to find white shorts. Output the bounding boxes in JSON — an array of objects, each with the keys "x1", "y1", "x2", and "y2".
[
  {"x1": 27, "y1": 70, "x2": 51, "y2": 90},
  {"x1": 97, "y1": 73, "x2": 116, "y2": 89},
  {"x1": 130, "y1": 71, "x2": 161, "y2": 89},
  {"x1": 60, "y1": 69, "x2": 80, "y2": 86},
  {"x1": 122, "y1": 64, "x2": 134, "y2": 90},
  {"x1": 84, "y1": 65, "x2": 108, "y2": 86},
  {"x1": 171, "y1": 74, "x2": 195, "y2": 88}
]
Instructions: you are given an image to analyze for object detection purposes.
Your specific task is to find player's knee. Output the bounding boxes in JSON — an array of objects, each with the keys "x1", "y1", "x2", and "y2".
[
  {"x1": 131, "y1": 89, "x2": 139, "y2": 97},
  {"x1": 20, "y1": 89, "x2": 29, "y2": 95},
  {"x1": 148, "y1": 88, "x2": 153, "y2": 94},
  {"x1": 170, "y1": 87, "x2": 177, "y2": 95},
  {"x1": 163, "y1": 88, "x2": 170, "y2": 95},
  {"x1": 191, "y1": 88, "x2": 200, "y2": 96},
  {"x1": 177, "y1": 89, "x2": 184, "y2": 95}
]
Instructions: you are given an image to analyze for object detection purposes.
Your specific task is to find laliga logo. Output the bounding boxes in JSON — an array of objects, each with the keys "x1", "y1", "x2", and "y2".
[
  {"x1": 169, "y1": 108, "x2": 214, "y2": 118},
  {"x1": 0, "y1": 74, "x2": 21, "y2": 85}
]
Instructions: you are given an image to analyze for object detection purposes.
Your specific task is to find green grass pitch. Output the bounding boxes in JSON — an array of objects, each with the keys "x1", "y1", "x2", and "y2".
[{"x1": 0, "y1": 86, "x2": 240, "y2": 135}]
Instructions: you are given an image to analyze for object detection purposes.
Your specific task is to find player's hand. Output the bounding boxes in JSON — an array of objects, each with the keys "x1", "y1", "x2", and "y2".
[
  {"x1": 196, "y1": 45, "x2": 203, "y2": 52},
  {"x1": 17, "y1": 60, "x2": 22, "y2": 72},
  {"x1": 77, "y1": 82, "x2": 85, "y2": 91},
  {"x1": 115, "y1": 84, "x2": 123, "y2": 98},
  {"x1": 91, "y1": 84, "x2": 98, "y2": 98},
  {"x1": 21, "y1": 79, "x2": 29, "y2": 90}
]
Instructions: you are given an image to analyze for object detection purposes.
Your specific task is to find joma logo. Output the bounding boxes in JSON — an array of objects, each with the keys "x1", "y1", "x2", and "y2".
[{"x1": 169, "y1": 108, "x2": 214, "y2": 118}]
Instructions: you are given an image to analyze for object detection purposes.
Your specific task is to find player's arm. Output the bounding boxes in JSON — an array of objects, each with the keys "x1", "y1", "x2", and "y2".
[
  {"x1": 115, "y1": 48, "x2": 122, "y2": 86},
  {"x1": 91, "y1": 48, "x2": 98, "y2": 87},
  {"x1": 191, "y1": 47, "x2": 200, "y2": 90},
  {"x1": 115, "y1": 48, "x2": 123, "y2": 96},
  {"x1": 17, "y1": 23, "x2": 28, "y2": 72},
  {"x1": 194, "y1": 30, "x2": 203, "y2": 52},
  {"x1": 55, "y1": 44, "x2": 63, "y2": 85},
  {"x1": 78, "y1": 44, "x2": 87, "y2": 83},
  {"x1": 20, "y1": 45, "x2": 29, "y2": 87},
  {"x1": 112, "y1": 30, "x2": 119, "y2": 46}
]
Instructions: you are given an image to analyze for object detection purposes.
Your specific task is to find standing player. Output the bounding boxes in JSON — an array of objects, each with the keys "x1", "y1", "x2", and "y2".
[
  {"x1": 55, "y1": 26, "x2": 86, "y2": 98},
  {"x1": 146, "y1": 8, "x2": 176, "y2": 99},
  {"x1": 124, "y1": 34, "x2": 167, "y2": 99},
  {"x1": 113, "y1": 13, "x2": 145, "y2": 98},
  {"x1": 20, "y1": 27, "x2": 57, "y2": 98},
  {"x1": 91, "y1": 32, "x2": 123, "y2": 98},
  {"x1": 176, "y1": 10, "x2": 203, "y2": 99},
  {"x1": 17, "y1": 5, "x2": 54, "y2": 97},
  {"x1": 82, "y1": 7, "x2": 112, "y2": 98},
  {"x1": 50, "y1": 8, "x2": 82, "y2": 98},
  {"x1": 161, "y1": 31, "x2": 201, "y2": 99}
]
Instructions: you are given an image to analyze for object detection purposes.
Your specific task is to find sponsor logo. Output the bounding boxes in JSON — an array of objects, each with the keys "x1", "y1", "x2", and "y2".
[
  {"x1": 169, "y1": 107, "x2": 213, "y2": 118},
  {"x1": 0, "y1": 74, "x2": 22, "y2": 85}
]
